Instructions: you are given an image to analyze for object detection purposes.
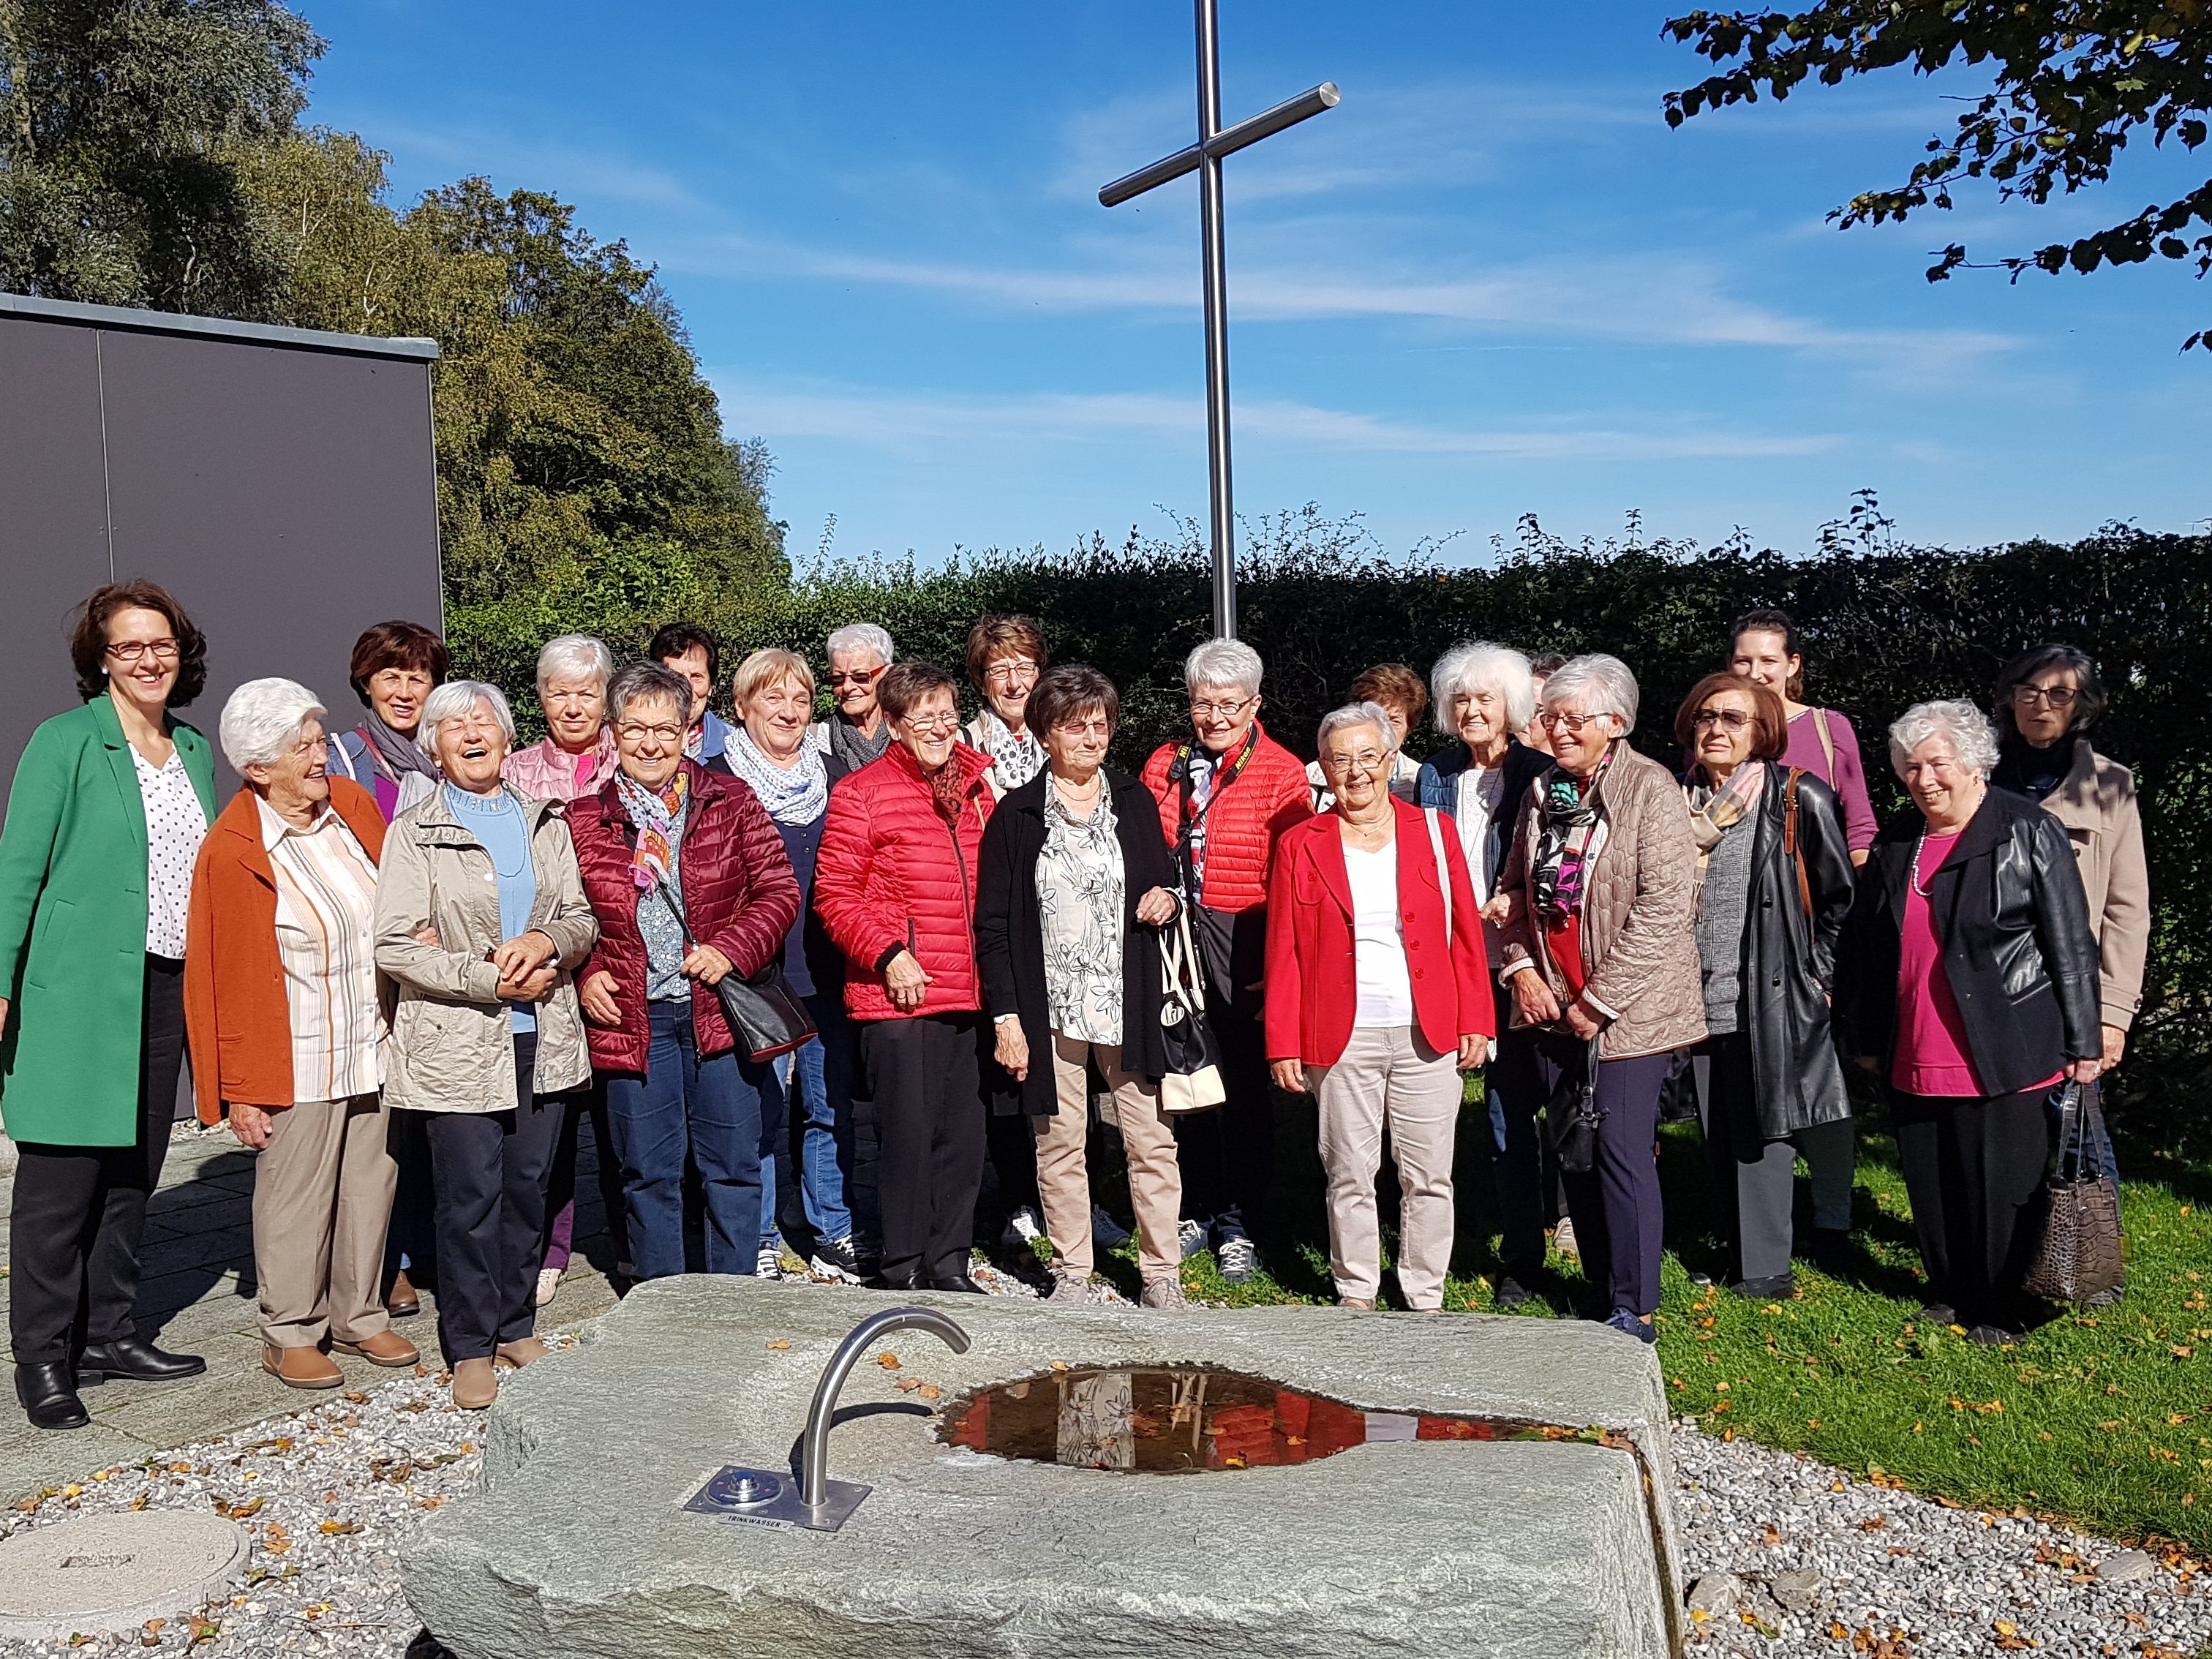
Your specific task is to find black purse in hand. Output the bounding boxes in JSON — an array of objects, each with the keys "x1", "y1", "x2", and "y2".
[
  {"x1": 1547, "y1": 1037, "x2": 1606, "y2": 1176},
  {"x1": 647, "y1": 870, "x2": 815, "y2": 1064}
]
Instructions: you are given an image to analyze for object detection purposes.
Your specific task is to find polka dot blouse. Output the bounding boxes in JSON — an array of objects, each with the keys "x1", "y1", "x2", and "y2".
[{"x1": 132, "y1": 745, "x2": 208, "y2": 958}]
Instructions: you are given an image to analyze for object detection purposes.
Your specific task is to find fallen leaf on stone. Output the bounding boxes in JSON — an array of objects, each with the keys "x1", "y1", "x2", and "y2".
[
  {"x1": 1050, "y1": 1361, "x2": 1069, "y2": 1372},
  {"x1": 877, "y1": 1353, "x2": 900, "y2": 1370},
  {"x1": 894, "y1": 1378, "x2": 922, "y2": 1393},
  {"x1": 129, "y1": 1491, "x2": 150, "y2": 1511},
  {"x1": 318, "y1": 1520, "x2": 360, "y2": 1535},
  {"x1": 767, "y1": 1340, "x2": 792, "y2": 1350},
  {"x1": 342, "y1": 1392, "x2": 368, "y2": 1404},
  {"x1": 917, "y1": 1385, "x2": 941, "y2": 1401},
  {"x1": 223, "y1": 1497, "x2": 263, "y2": 1520},
  {"x1": 187, "y1": 1617, "x2": 219, "y2": 1644}
]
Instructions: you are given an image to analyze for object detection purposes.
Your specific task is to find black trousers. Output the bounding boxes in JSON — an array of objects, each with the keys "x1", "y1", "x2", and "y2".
[
  {"x1": 1528, "y1": 1032, "x2": 1673, "y2": 1317},
  {"x1": 1172, "y1": 904, "x2": 1274, "y2": 1241},
  {"x1": 415, "y1": 1033, "x2": 563, "y2": 1363},
  {"x1": 1892, "y1": 1084, "x2": 2050, "y2": 1328},
  {"x1": 10, "y1": 956, "x2": 187, "y2": 1367},
  {"x1": 857, "y1": 1014, "x2": 985, "y2": 1284}
]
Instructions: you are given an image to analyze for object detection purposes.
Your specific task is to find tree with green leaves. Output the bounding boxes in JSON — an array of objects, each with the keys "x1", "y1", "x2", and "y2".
[{"x1": 1663, "y1": 4, "x2": 2212, "y2": 349}]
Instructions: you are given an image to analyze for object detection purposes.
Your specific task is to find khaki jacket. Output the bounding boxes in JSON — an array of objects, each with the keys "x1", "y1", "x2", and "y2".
[
  {"x1": 372, "y1": 786, "x2": 598, "y2": 1113},
  {"x1": 1496, "y1": 742, "x2": 1707, "y2": 1061},
  {"x1": 2039, "y1": 742, "x2": 2150, "y2": 1032}
]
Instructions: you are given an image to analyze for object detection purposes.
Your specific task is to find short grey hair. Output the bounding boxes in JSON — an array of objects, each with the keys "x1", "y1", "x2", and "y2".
[
  {"x1": 1889, "y1": 699, "x2": 1999, "y2": 780},
  {"x1": 1184, "y1": 637, "x2": 1263, "y2": 697},
  {"x1": 418, "y1": 681, "x2": 517, "y2": 756},
  {"x1": 220, "y1": 677, "x2": 326, "y2": 772},
  {"x1": 827, "y1": 622, "x2": 894, "y2": 666},
  {"x1": 535, "y1": 633, "x2": 614, "y2": 696},
  {"x1": 1432, "y1": 640, "x2": 1536, "y2": 735},
  {"x1": 606, "y1": 661, "x2": 694, "y2": 727},
  {"x1": 1542, "y1": 652, "x2": 1639, "y2": 731},
  {"x1": 1316, "y1": 700, "x2": 1400, "y2": 758}
]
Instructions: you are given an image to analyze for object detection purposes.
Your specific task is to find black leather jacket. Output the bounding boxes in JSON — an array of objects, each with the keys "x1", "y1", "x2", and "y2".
[
  {"x1": 1685, "y1": 764, "x2": 1856, "y2": 1137},
  {"x1": 1841, "y1": 786, "x2": 2102, "y2": 1096}
]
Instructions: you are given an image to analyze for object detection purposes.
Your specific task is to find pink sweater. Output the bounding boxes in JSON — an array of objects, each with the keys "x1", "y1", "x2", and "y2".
[{"x1": 1783, "y1": 707, "x2": 1877, "y2": 853}]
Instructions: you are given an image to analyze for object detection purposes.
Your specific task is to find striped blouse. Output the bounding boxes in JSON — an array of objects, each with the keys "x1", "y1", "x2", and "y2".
[{"x1": 257, "y1": 797, "x2": 386, "y2": 1103}]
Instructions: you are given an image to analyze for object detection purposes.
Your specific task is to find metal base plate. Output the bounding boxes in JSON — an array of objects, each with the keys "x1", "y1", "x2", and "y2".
[{"x1": 682, "y1": 1466, "x2": 873, "y2": 1532}]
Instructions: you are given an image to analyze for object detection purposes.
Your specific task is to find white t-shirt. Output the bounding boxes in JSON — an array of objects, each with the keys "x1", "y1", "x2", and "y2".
[
  {"x1": 1344, "y1": 843, "x2": 1414, "y2": 1028},
  {"x1": 1452, "y1": 763, "x2": 1508, "y2": 905}
]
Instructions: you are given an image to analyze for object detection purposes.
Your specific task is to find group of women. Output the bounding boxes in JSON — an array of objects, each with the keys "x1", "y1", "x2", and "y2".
[{"x1": 0, "y1": 579, "x2": 2145, "y2": 1429}]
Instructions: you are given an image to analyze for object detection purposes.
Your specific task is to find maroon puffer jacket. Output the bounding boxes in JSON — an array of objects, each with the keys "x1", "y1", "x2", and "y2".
[
  {"x1": 813, "y1": 741, "x2": 995, "y2": 1022},
  {"x1": 571, "y1": 760, "x2": 802, "y2": 1072}
]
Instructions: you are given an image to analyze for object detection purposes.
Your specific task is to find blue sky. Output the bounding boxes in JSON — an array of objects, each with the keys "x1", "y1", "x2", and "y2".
[{"x1": 307, "y1": 1, "x2": 2212, "y2": 565}]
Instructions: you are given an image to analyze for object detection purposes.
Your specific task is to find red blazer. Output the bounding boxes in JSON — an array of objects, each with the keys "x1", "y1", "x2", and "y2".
[
  {"x1": 571, "y1": 760, "x2": 801, "y2": 1072},
  {"x1": 183, "y1": 778, "x2": 388, "y2": 1120},
  {"x1": 813, "y1": 741, "x2": 995, "y2": 1022},
  {"x1": 1140, "y1": 722, "x2": 1312, "y2": 914},
  {"x1": 1265, "y1": 799, "x2": 1496, "y2": 1067}
]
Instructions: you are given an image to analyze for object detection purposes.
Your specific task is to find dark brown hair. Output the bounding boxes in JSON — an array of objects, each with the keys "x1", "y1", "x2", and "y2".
[
  {"x1": 878, "y1": 659, "x2": 960, "y2": 724},
  {"x1": 1347, "y1": 662, "x2": 1428, "y2": 727},
  {"x1": 1027, "y1": 663, "x2": 1119, "y2": 740},
  {"x1": 648, "y1": 620, "x2": 721, "y2": 684},
  {"x1": 1527, "y1": 651, "x2": 1567, "y2": 677},
  {"x1": 70, "y1": 580, "x2": 207, "y2": 707},
  {"x1": 964, "y1": 614, "x2": 1048, "y2": 693},
  {"x1": 1730, "y1": 606, "x2": 1805, "y2": 701},
  {"x1": 1993, "y1": 642, "x2": 2106, "y2": 738},
  {"x1": 348, "y1": 620, "x2": 451, "y2": 707},
  {"x1": 1674, "y1": 672, "x2": 1788, "y2": 762}
]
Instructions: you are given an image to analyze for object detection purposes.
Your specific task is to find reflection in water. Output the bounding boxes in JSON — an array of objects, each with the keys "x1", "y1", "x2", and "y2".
[{"x1": 938, "y1": 1366, "x2": 1625, "y2": 1475}]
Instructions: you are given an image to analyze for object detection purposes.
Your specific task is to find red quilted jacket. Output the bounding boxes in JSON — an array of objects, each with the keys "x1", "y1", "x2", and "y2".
[
  {"x1": 1140, "y1": 723, "x2": 1312, "y2": 913},
  {"x1": 814, "y1": 741, "x2": 996, "y2": 1022},
  {"x1": 570, "y1": 760, "x2": 802, "y2": 1072}
]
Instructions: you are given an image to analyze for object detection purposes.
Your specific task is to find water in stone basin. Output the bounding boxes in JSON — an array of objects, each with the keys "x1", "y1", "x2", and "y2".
[{"x1": 936, "y1": 1365, "x2": 1636, "y2": 1475}]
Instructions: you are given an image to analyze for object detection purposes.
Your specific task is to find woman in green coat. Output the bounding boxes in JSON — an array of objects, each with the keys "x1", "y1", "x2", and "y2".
[{"x1": 0, "y1": 582, "x2": 219, "y2": 1431}]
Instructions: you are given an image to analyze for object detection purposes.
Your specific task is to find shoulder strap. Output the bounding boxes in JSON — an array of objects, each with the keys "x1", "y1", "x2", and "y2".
[
  {"x1": 1812, "y1": 707, "x2": 1836, "y2": 780},
  {"x1": 1424, "y1": 806, "x2": 1453, "y2": 941},
  {"x1": 1783, "y1": 767, "x2": 1813, "y2": 917}
]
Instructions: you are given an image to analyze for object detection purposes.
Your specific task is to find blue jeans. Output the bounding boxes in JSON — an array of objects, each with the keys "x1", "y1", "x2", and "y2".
[
  {"x1": 2047, "y1": 1080, "x2": 2123, "y2": 1221},
  {"x1": 603, "y1": 1000, "x2": 764, "y2": 1279},
  {"x1": 761, "y1": 991, "x2": 858, "y2": 1248}
]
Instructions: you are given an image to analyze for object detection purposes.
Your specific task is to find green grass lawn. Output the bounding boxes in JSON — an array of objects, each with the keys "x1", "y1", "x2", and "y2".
[{"x1": 1065, "y1": 1087, "x2": 2212, "y2": 1558}]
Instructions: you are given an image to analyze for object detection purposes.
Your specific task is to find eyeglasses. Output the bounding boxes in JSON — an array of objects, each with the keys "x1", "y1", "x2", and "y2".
[
  {"x1": 828, "y1": 667, "x2": 884, "y2": 688},
  {"x1": 1323, "y1": 750, "x2": 1389, "y2": 775},
  {"x1": 1537, "y1": 710, "x2": 1606, "y2": 733},
  {"x1": 901, "y1": 713, "x2": 960, "y2": 735},
  {"x1": 106, "y1": 639, "x2": 180, "y2": 664},
  {"x1": 1189, "y1": 695, "x2": 1257, "y2": 720},
  {"x1": 1692, "y1": 709, "x2": 1752, "y2": 732},
  {"x1": 1052, "y1": 719, "x2": 1113, "y2": 740},
  {"x1": 983, "y1": 659, "x2": 1038, "y2": 685},
  {"x1": 615, "y1": 721, "x2": 685, "y2": 744},
  {"x1": 2011, "y1": 683, "x2": 2079, "y2": 709}
]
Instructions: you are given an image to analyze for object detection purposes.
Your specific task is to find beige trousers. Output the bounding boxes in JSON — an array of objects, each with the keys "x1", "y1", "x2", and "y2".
[
  {"x1": 1312, "y1": 1026, "x2": 1459, "y2": 1309},
  {"x1": 253, "y1": 1094, "x2": 396, "y2": 1348},
  {"x1": 1033, "y1": 1033, "x2": 1184, "y2": 1282}
]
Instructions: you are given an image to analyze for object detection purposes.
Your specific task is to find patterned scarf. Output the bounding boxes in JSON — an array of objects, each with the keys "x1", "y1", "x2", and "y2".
[
  {"x1": 926, "y1": 757, "x2": 968, "y2": 822},
  {"x1": 1532, "y1": 746, "x2": 1614, "y2": 922},
  {"x1": 726, "y1": 724, "x2": 829, "y2": 826},
  {"x1": 616, "y1": 767, "x2": 690, "y2": 892},
  {"x1": 824, "y1": 712, "x2": 893, "y2": 773},
  {"x1": 354, "y1": 712, "x2": 440, "y2": 816},
  {"x1": 976, "y1": 708, "x2": 1044, "y2": 793},
  {"x1": 1685, "y1": 759, "x2": 1767, "y2": 879}
]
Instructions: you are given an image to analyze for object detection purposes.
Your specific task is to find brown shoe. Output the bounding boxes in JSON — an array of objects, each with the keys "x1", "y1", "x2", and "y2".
[
  {"x1": 262, "y1": 1344, "x2": 344, "y2": 1391},
  {"x1": 385, "y1": 1268, "x2": 421, "y2": 1320},
  {"x1": 451, "y1": 1357, "x2": 498, "y2": 1410},
  {"x1": 332, "y1": 1331, "x2": 419, "y2": 1369},
  {"x1": 1338, "y1": 1296, "x2": 1377, "y2": 1311},
  {"x1": 494, "y1": 1337, "x2": 548, "y2": 1369}
]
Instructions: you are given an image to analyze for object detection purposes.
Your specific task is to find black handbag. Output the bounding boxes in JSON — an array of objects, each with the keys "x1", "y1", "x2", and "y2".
[
  {"x1": 1548, "y1": 1037, "x2": 1606, "y2": 1175},
  {"x1": 647, "y1": 870, "x2": 815, "y2": 1064},
  {"x1": 2023, "y1": 1082, "x2": 2126, "y2": 1304},
  {"x1": 1156, "y1": 904, "x2": 1226, "y2": 1112}
]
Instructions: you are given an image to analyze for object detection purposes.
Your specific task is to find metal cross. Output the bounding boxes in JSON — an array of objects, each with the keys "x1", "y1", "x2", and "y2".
[{"x1": 1100, "y1": 0, "x2": 1338, "y2": 640}]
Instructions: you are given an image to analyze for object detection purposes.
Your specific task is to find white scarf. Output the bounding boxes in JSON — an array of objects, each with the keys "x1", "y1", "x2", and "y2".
[{"x1": 726, "y1": 725, "x2": 830, "y2": 826}]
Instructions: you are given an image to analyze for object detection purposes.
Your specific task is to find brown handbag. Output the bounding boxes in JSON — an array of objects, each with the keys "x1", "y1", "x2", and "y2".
[{"x1": 2023, "y1": 1083, "x2": 2126, "y2": 1304}]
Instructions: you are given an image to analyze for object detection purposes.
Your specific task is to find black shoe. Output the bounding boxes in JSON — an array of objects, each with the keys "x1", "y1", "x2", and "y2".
[
  {"x1": 1967, "y1": 1322, "x2": 2023, "y2": 1347},
  {"x1": 864, "y1": 1270, "x2": 917, "y2": 1293},
  {"x1": 1916, "y1": 1301, "x2": 1958, "y2": 1327},
  {"x1": 77, "y1": 1336, "x2": 207, "y2": 1385},
  {"x1": 925, "y1": 1275, "x2": 984, "y2": 1295},
  {"x1": 809, "y1": 1235, "x2": 864, "y2": 1283},
  {"x1": 1493, "y1": 1275, "x2": 1533, "y2": 1310},
  {"x1": 1729, "y1": 1274, "x2": 1795, "y2": 1300},
  {"x1": 15, "y1": 1363, "x2": 88, "y2": 1431}
]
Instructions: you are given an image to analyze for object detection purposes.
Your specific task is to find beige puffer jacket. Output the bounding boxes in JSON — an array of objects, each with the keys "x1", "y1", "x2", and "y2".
[
  {"x1": 1496, "y1": 742, "x2": 1707, "y2": 1061},
  {"x1": 372, "y1": 785, "x2": 599, "y2": 1113}
]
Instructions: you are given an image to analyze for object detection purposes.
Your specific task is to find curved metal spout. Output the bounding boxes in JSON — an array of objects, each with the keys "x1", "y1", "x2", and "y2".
[{"x1": 802, "y1": 1306, "x2": 971, "y2": 1510}]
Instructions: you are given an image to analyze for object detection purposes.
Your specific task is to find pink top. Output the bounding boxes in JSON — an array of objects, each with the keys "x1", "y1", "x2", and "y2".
[
  {"x1": 1891, "y1": 831, "x2": 1982, "y2": 1096},
  {"x1": 1783, "y1": 707, "x2": 1877, "y2": 854},
  {"x1": 501, "y1": 730, "x2": 617, "y2": 802}
]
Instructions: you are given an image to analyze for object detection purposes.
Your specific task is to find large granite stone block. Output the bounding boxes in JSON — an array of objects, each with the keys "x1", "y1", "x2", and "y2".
[{"x1": 404, "y1": 1277, "x2": 1683, "y2": 1658}]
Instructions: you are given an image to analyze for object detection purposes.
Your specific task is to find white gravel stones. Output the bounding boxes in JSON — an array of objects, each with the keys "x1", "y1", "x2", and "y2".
[{"x1": 1671, "y1": 1419, "x2": 2208, "y2": 1658}]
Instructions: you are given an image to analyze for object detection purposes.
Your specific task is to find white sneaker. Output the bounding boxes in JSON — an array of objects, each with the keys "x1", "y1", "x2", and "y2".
[
  {"x1": 1000, "y1": 1205, "x2": 1043, "y2": 1253},
  {"x1": 1551, "y1": 1218, "x2": 1579, "y2": 1259},
  {"x1": 1178, "y1": 1218, "x2": 1208, "y2": 1260},
  {"x1": 1216, "y1": 1235, "x2": 1258, "y2": 1283},
  {"x1": 1091, "y1": 1205, "x2": 1132, "y2": 1248},
  {"x1": 1140, "y1": 1279, "x2": 1191, "y2": 1311},
  {"x1": 534, "y1": 1266, "x2": 561, "y2": 1308},
  {"x1": 756, "y1": 1246, "x2": 783, "y2": 1280},
  {"x1": 1047, "y1": 1271, "x2": 1092, "y2": 1304}
]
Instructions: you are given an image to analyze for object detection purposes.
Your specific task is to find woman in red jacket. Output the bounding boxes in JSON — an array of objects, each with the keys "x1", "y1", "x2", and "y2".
[
  {"x1": 1268, "y1": 702, "x2": 1494, "y2": 1311},
  {"x1": 570, "y1": 663, "x2": 801, "y2": 1282},
  {"x1": 813, "y1": 660, "x2": 997, "y2": 1293},
  {"x1": 1139, "y1": 638, "x2": 1312, "y2": 1283}
]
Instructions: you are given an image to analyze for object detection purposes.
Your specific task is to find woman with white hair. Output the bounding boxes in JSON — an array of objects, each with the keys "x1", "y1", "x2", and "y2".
[
  {"x1": 1415, "y1": 641, "x2": 1556, "y2": 1305},
  {"x1": 808, "y1": 622, "x2": 898, "y2": 771},
  {"x1": 1139, "y1": 637, "x2": 1313, "y2": 1283},
  {"x1": 1268, "y1": 702, "x2": 1492, "y2": 1309},
  {"x1": 1494, "y1": 654, "x2": 1705, "y2": 1344},
  {"x1": 373, "y1": 682, "x2": 598, "y2": 1410},
  {"x1": 185, "y1": 680, "x2": 419, "y2": 1388},
  {"x1": 1840, "y1": 699, "x2": 2102, "y2": 1344}
]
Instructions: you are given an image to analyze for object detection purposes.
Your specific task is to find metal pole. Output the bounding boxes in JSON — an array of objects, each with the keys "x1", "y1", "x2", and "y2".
[{"x1": 1194, "y1": 0, "x2": 1235, "y2": 639}]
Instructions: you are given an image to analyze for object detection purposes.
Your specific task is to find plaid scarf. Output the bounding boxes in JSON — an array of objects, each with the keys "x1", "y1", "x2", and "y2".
[
  {"x1": 1685, "y1": 758, "x2": 1767, "y2": 879},
  {"x1": 616, "y1": 767, "x2": 690, "y2": 892},
  {"x1": 1532, "y1": 747, "x2": 1614, "y2": 922}
]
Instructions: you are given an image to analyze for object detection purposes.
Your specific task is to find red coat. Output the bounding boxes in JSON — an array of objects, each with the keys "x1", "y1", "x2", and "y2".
[
  {"x1": 1140, "y1": 723, "x2": 1312, "y2": 914},
  {"x1": 1265, "y1": 799, "x2": 1496, "y2": 1067},
  {"x1": 814, "y1": 741, "x2": 996, "y2": 1022},
  {"x1": 571, "y1": 760, "x2": 802, "y2": 1072}
]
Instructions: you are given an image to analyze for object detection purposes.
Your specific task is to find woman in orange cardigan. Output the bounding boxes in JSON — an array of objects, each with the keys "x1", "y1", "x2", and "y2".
[
  {"x1": 1267, "y1": 701, "x2": 1494, "y2": 1311},
  {"x1": 185, "y1": 680, "x2": 419, "y2": 1389}
]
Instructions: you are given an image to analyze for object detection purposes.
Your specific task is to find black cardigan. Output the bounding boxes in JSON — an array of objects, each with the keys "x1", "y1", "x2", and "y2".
[{"x1": 973, "y1": 769, "x2": 1177, "y2": 1116}]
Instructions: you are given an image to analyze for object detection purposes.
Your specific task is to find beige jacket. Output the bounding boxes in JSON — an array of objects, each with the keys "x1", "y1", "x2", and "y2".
[
  {"x1": 1495, "y1": 742, "x2": 1707, "y2": 1061},
  {"x1": 2038, "y1": 742, "x2": 2150, "y2": 1031},
  {"x1": 372, "y1": 785, "x2": 598, "y2": 1113}
]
